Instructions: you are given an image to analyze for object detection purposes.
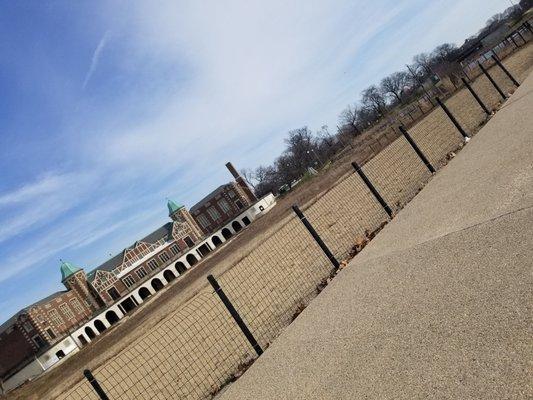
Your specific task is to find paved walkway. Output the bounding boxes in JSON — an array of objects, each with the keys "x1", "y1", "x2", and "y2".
[{"x1": 220, "y1": 71, "x2": 533, "y2": 399}]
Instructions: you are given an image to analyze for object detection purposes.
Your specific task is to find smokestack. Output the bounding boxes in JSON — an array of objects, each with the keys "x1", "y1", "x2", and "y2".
[{"x1": 225, "y1": 161, "x2": 257, "y2": 201}]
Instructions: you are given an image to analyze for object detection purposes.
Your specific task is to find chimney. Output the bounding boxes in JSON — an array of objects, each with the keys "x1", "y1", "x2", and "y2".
[{"x1": 225, "y1": 161, "x2": 257, "y2": 201}]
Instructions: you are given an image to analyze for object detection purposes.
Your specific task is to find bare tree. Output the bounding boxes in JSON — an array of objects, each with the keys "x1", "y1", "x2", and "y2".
[
  {"x1": 361, "y1": 85, "x2": 387, "y2": 116},
  {"x1": 413, "y1": 53, "x2": 435, "y2": 76},
  {"x1": 239, "y1": 168, "x2": 257, "y2": 190},
  {"x1": 339, "y1": 104, "x2": 362, "y2": 136},
  {"x1": 431, "y1": 43, "x2": 458, "y2": 62},
  {"x1": 380, "y1": 71, "x2": 410, "y2": 103}
]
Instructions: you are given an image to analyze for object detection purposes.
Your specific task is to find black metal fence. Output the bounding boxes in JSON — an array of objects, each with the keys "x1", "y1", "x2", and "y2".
[{"x1": 55, "y1": 35, "x2": 526, "y2": 400}]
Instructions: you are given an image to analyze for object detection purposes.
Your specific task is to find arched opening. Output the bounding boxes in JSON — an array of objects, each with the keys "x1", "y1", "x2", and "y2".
[
  {"x1": 78, "y1": 335, "x2": 88, "y2": 346},
  {"x1": 242, "y1": 216, "x2": 251, "y2": 226},
  {"x1": 94, "y1": 320, "x2": 106, "y2": 333},
  {"x1": 186, "y1": 253, "x2": 198, "y2": 267},
  {"x1": 151, "y1": 278, "x2": 164, "y2": 292},
  {"x1": 163, "y1": 269, "x2": 176, "y2": 283},
  {"x1": 120, "y1": 297, "x2": 137, "y2": 313},
  {"x1": 222, "y1": 228, "x2": 232, "y2": 240},
  {"x1": 105, "y1": 311, "x2": 120, "y2": 326},
  {"x1": 175, "y1": 261, "x2": 187, "y2": 274},
  {"x1": 198, "y1": 243, "x2": 211, "y2": 257},
  {"x1": 232, "y1": 221, "x2": 242, "y2": 232},
  {"x1": 212, "y1": 235, "x2": 223, "y2": 247},
  {"x1": 84, "y1": 326, "x2": 96, "y2": 339},
  {"x1": 139, "y1": 287, "x2": 151, "y2": 300}
]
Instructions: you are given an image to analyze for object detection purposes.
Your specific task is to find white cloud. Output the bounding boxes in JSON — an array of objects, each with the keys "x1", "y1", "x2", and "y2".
[{"x1": 82, "y1": 30, "x2": 111, "y2": 90}]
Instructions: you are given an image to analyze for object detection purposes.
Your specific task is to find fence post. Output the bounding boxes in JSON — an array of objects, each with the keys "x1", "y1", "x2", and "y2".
[
  {"x1": 491, "y1": 55, "x2": 519, "y2": 87},
  {"x1": 478, "y1": 61, "x2": 507, "y2": 100},
  {"x1": 207, "y1": 275, "x2": 263, "y2": 357},
  {"x1": 398, "y1": 126, "x2": 435, "y2": 173},
  {"x1": 292, "y1": 205, "x2": 340, "y2": 269},
  {"x1": 435, "y1": 97, "x2": 469, "y2": 140},
  {"x1": 351, "y1": 161, "x2": 393, "y2": 218},
  {"x1": 460, "y1": 77, "x2": 491, "y2": 116},
  {"x1": 84, "y1": 369, "x2": 110, "y2": 400},
  {"x1": 516, "y1": 29, "x2": 526, "y2": 44}
]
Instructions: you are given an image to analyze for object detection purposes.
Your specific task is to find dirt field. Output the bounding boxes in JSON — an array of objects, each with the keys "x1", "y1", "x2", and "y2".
[{"x1": 5, "y1": 40, "x2": 532, "y2": 400}]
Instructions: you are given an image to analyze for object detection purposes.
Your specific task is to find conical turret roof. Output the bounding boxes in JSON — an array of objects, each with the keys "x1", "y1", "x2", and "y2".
[
  {"x1": 60, "y1": 261, "x2": 82, "y2": 281},
  {"x1": 167, "y1": 199, "x2": 184, "y2": 215}
]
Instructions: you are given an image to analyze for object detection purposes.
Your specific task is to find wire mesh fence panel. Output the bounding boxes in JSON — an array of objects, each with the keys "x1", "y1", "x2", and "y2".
[
  {"x1": 361, "y1": 135, "x2": 431, "y2": 212},
  {"x1": 501, "y1": 41, "x2": 533, "y2": 81},
  {"x1": 61, "y1": 291, "x2": 255, "y2": 400},
  {"x1": 405, "y1": 106, "x2": 464, "y2": 168},
  {"x1": 218, "y1": 216, "x2": 334, "y2": 349},
  {"x1": 442, "y1": 86, "x2": 489, "y2": 136},
  {"x1": 55, "y1": 377, "x2": 100, "y2": 400},
  {"x1": 302, "y1": 172, "x2": 389, "y2": 261}
]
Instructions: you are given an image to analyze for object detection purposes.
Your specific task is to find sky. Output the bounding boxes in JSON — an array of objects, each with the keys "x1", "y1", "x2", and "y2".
[{"x1": 0, "y1": 0, "x2": 509, "y2": 323}]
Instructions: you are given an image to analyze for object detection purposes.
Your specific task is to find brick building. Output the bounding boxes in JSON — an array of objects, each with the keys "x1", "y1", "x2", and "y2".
[
  {"x1": 0, "y1": 263, "x2": 95, "y2": 382},
  {"x1": 190, "y1": 162, "x2": 257, "y2": 235},
  {"x1": 0, "y1": 162, "x2": 273, "y2": 391}
]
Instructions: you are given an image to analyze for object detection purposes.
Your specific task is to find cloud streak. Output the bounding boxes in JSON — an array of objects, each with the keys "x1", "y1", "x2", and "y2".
[{"x1": 82, "y1": 30, "x2": 110, "y2": 90}]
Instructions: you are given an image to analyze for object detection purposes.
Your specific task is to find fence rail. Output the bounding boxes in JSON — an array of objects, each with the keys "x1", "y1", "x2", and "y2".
[{"x1": 54, "y1": 30, "x2": 530, "y2": 400}]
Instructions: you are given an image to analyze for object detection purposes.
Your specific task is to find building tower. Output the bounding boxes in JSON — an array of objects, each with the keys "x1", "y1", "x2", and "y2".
[
  {"x1": 225, "y1": 162, "x2": 257, "y2": 202},
  {"x1": 60, "y1": 261, "x2": 102, "y2": 310},
  {"x1": 167, "y1": 200, "x2": 204, "y2": 240}
]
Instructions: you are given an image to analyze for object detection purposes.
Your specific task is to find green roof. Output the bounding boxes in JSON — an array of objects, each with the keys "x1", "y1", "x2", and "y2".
[
  {"x1": 60, "y1": 261, "x2": 82, "y2": 281},
  {"x1": 167, "y1": 199, "x2": 184, "y2": 215}
]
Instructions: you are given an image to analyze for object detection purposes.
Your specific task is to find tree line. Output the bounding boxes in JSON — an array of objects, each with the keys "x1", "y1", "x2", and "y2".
[{"x1": 243, "y1": 3, "x2": 531, "y2": 197}]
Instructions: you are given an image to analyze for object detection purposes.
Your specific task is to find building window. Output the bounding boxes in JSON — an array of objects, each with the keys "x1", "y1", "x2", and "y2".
[
  {"x1": 235, "y1": 200, "x2": 244, "y2": 209},
  {"x1": 136, "y1": 267, "x2": 147, "y2": 279},
  {"x1": 122, "y1": 276, "x2": 136, "y2": 288},
  {"x1": 107, "y1": 287, "x2": 121, "y2": 300},
  {"x1": 147, "y1": 259, "x2": 159, "y2": 271},
  {"x1": 159, "y1": 252, "x2": 170, "y2": 263},
  {"x1": 228, "y1": 191, "x2": 235, "y2": 198},
  {"x1": 197, "y1": 214, "x2": 210, "y2": 229},
  {"x1": 32, "y1": 334, "x2": 47, "y2": 349},
  {"x1": 207, "y1": 207, "x2": 221, "y2": 221},
  {"x1": 22, "y1": 322, "x2": 33, "y2": 333},
  {"x1": 48, "y1": 310, "x2": 63, "y2": 326},
  {"x1": 59, "y1": 303, "x2": 75, "y2": 320},
  {"x1": 218, "y1": 199, "x2": 231, "y2": 214},
  {"x1": 70, "y1": 299, "x2": 83, "y2": 314},
  {"x1": 46, "y1": 328, "x2": 56, "y2": 340},
  {"x1": 184, "y1": 236, "x2": 194, "y2": 248},
  {"x1": 170, "y1": 244, "x2": 180, "y2": 256}
]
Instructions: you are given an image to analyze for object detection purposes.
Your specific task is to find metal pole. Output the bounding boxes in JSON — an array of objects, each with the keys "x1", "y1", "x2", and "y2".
[
  {"x1": 207, "y1": 275, "x2": 263, "y2": 356},
  {"x1": 478, "y1": 62, "x2": 507, "y2": 100},
  {"x1": 406, "y1": 64, "x2": 434, "y2": 106},
  {"x1": 491, "y1": 55, "x2": 519, "y2": 87},
  {"x1": 398, "y1": 126, "x2": 435, "y2": 173},
  {"x1": 436, "y1": 97, "x2": 469, "y2": 140},
  {"x1": 292, "y1": 205, "x2": 340, "y2": 269},
  {"x1": 460, "y1": 77, "x2": 491, "y2": 116},
  {"x1": 351, "y1": 161, "x2": 393, "y2": 218},
  {"x1": 84, "y1": 370, "x2": 110, "y2": 400}
]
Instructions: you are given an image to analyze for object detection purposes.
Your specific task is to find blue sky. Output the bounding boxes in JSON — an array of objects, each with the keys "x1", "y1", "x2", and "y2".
[{"x1": 0, "y1": 0, "x2": 508, "y2": 323}]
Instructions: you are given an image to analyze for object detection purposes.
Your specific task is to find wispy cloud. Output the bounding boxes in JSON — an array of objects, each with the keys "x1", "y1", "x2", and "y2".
[{"x1": 82, "y1": 30, "x2": 110, "y2": 90}]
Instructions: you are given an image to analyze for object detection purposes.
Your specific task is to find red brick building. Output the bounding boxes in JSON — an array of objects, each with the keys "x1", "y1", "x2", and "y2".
[
  {"x1": 190, "y1": 162, "x2": 257, "y2": 235},
  {"x1": 0, "y1": 263, "x2": 95, "y2": 381},
  {"x1": 0, "y1": 161, "x2": 264, "y2": 389}
]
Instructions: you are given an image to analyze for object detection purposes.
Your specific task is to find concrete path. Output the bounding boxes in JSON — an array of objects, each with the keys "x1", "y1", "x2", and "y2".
[{"x1": 220, "y1": 71, "x2": 533, "y2": 399}]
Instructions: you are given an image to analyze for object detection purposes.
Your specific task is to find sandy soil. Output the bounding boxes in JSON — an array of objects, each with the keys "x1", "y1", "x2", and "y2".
[{"x1": 5, "y1": 39, "x2": 532, "y2": 400}]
